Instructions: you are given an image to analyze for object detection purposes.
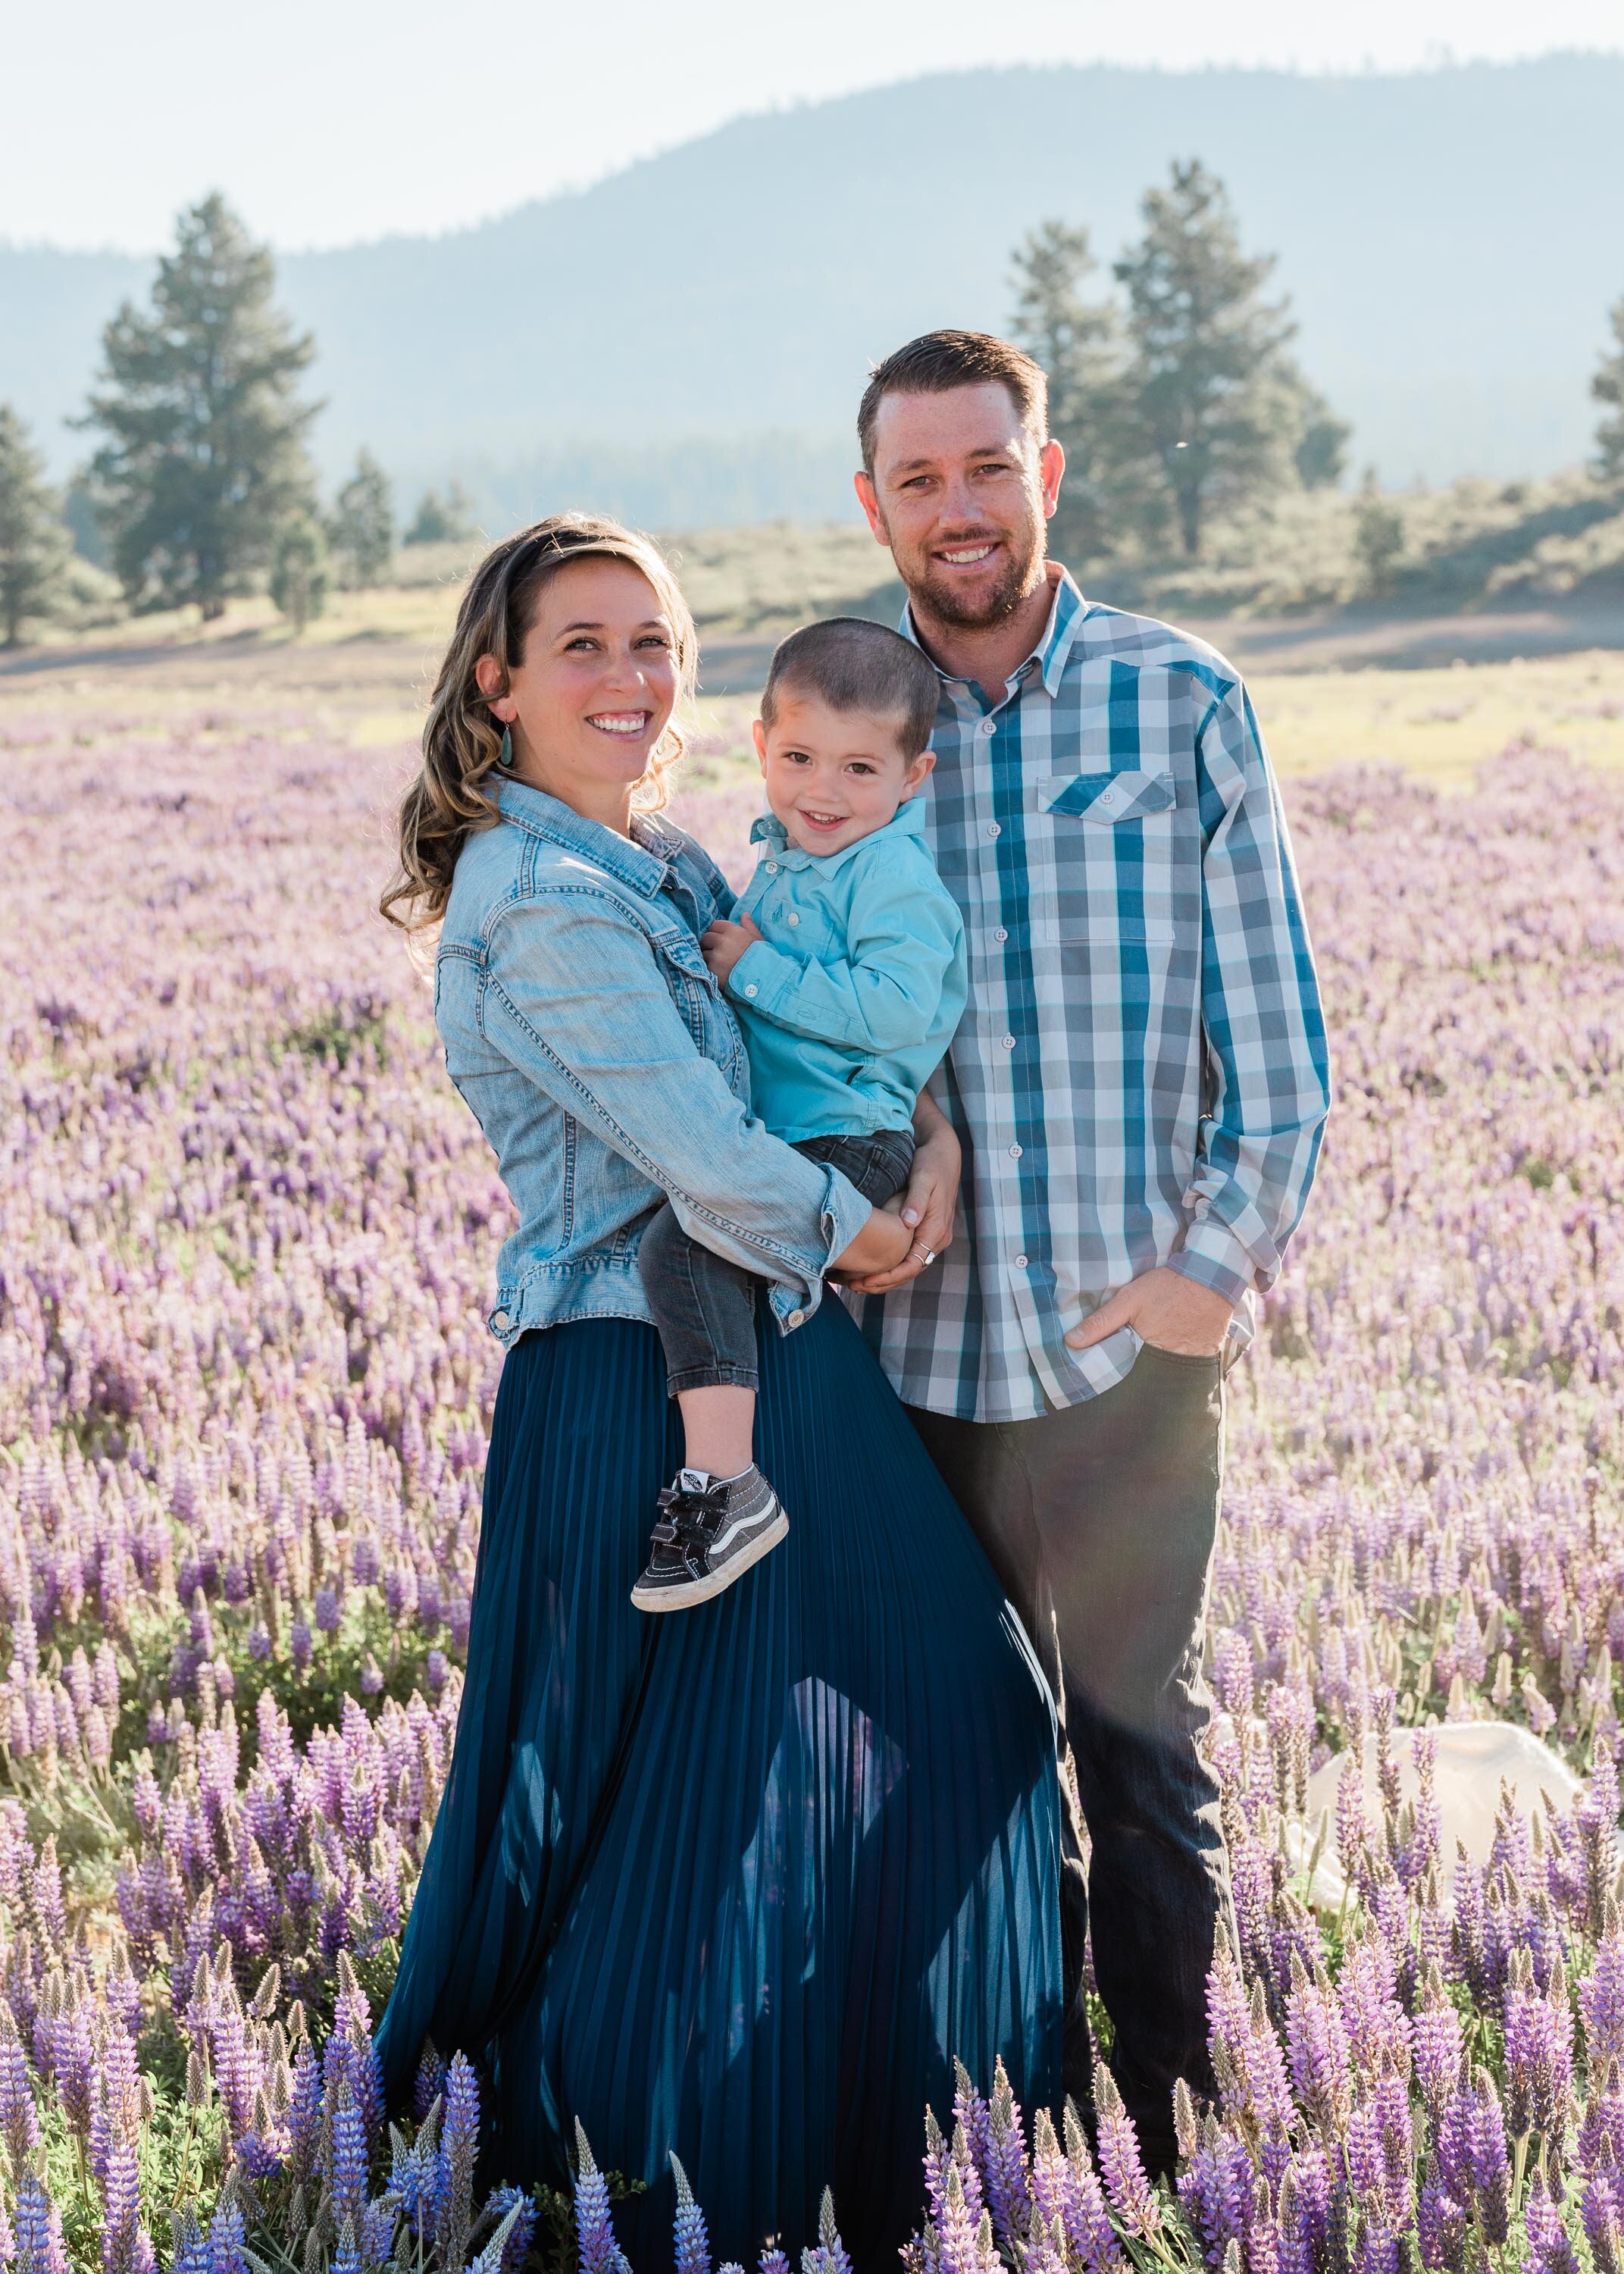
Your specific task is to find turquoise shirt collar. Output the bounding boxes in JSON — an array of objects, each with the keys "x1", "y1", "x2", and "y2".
[
  {"x1": 900, "y1": 561, "x2": 1090, "y2": 701},
  {"x1": 493, "y1": 776, "x2": 684, "y2": 899},
  {"x1": 747, "y1": 792, "x2": 929, "y2": 875}
]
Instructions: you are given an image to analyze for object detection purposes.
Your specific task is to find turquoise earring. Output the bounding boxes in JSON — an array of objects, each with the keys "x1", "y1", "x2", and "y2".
[{"x1": 497, "y1": 725, "x2": 516, "y2": 769}]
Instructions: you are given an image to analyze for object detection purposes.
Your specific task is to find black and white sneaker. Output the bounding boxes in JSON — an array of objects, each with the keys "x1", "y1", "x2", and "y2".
[{"x1": 630, "y1": 1466, "x2": 789, "y2": 1612}]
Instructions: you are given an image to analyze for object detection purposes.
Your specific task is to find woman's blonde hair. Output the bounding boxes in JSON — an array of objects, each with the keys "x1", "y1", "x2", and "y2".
[{"x1": 380, "y1": 512, "x2": 697, "y2": 932}]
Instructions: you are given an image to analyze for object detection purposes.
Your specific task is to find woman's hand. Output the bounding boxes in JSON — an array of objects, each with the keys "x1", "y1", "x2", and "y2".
[
  {"x1": 840, "y1": 1090, "x2": 962, "y2": 1295},
  {"x1": 702, "y1": 913, "x2": 762, "y2": 982}
]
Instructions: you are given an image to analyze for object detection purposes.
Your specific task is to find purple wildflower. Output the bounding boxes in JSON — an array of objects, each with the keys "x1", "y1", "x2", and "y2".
[
  {"x1": 574, "y1": 2120, "x2": 629, "y2": 2274},
  {"x1": 671, "y1": 2153, "x2": 712, "y2": 2274}
]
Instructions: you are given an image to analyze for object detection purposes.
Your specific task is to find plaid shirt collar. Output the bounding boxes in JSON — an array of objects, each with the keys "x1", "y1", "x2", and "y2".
[{"x1": 899, "y1": 560, "x2": 1093, "y2": 702}]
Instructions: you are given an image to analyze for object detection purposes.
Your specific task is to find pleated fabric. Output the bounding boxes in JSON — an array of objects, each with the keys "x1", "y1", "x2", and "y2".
[{"x1": 374, "y1": 1298, "x2": 1062, "y2": 2268}]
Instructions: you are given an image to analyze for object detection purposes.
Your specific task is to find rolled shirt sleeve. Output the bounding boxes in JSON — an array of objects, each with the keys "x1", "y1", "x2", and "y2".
[
  {"x1": 1169, "y1": 683, "x2": 1331, "y2": 1309},
  {"x1": 480, "y1": 889, "x2": 871, "y2": 1324}
]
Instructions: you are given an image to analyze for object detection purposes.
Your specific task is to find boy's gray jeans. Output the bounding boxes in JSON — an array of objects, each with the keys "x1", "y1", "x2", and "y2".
[
  {"x1": 639, "y1": 1129, "x2": 917, "y2": 1395},
  {"x1": 906, "y1": 1342, "x2": 1237, "y2": 2173}
]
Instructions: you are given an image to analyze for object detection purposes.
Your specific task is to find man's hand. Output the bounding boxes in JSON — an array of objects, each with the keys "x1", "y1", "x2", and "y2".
[
  {"x1": 702, "y1": 912, "x2": 763, "y2": 983},
  {"x1": 1064, "y1": 1266, "x2": 1236, "y2": 1358},
  {"x1": 839, "y1": 1097, "x2": 961, "y2": 1295}
]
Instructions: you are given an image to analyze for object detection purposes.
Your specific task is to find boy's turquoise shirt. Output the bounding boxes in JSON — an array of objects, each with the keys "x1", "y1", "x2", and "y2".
[{"x1": 724, "y1": 794, "x2": 968, "y2": 1144}]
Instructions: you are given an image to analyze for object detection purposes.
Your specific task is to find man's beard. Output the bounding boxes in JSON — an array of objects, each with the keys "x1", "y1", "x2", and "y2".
[{"x1": 903, "y1": 519, "x2": 1045, "y2": 630}]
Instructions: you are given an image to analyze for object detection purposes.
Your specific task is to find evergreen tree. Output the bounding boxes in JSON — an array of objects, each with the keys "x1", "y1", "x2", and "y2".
[
  {"x1": 1289, "y1": 379, "x2": 1353, "y2": 490},
  {"x1": 269, "y1": 512, "x2": 330, "y2": 631},
  {"x1": 1009, "y1": 221, "x2": 1147, "y2": 562},
  {"x1": 1353, "y1": 471, "x2": 1407, "y2": 596},
  {"x1": 0, "y1": 404, "x2": 71, "y2": 647},
  {"x1": 1594, "y1": 295, "x2": 1624, "y2": 480},
  {"x1": 403, "y1": 480, "x2": 478, "y2": 547},
  {"x1": 79, "y1": 193, "x2": 321, "y2": 619},
  {"x1": 328, "y1": 449, "x2": 394, "y2": 586},
  {"x1": 1113, "y1": 161, "x2": 1298, "y2": 559}
]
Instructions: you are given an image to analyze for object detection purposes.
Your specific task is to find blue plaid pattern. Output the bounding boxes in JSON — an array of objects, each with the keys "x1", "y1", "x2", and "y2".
[{"x1": 858, "y1": 566, "x2": 1331, "y2": 1423}]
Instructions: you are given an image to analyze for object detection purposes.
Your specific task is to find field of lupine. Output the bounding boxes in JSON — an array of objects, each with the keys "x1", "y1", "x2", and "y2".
[{"x1": 2, "y1": 694, "x2": 1622, "y2": 2274}]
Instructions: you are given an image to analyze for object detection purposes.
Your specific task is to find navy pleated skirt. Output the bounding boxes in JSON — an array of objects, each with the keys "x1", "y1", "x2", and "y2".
[{"x1": 374, "y1": 1299, "x2": 1062, "y2": 2267}]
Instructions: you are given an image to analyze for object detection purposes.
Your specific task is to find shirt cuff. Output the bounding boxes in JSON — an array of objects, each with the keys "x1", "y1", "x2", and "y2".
[
  {"x1": 1168, "y1": 1220, "x2": 1257, "y2": 1311},
  {"x1": 726, "y1": 939, "x2": 793, "y2": 1013},
  {"x1": 762, "y1": 1163, "x2": 871, "y2": 1330}
]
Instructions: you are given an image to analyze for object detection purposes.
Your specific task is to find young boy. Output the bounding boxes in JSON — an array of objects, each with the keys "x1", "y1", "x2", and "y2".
[{"x1": 631, "y1": 617, "x2": 965, "y2": 1611}]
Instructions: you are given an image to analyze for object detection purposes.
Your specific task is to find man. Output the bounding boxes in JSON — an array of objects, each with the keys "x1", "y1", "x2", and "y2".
[{"x1": 850, "y1": 329, "x2": 1330, "y2": 2172}]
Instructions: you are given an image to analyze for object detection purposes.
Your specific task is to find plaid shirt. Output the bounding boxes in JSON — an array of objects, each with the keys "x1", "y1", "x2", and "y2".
[{"x1": 858, "y1": 565, "x2": 1330, "y2": 1423}]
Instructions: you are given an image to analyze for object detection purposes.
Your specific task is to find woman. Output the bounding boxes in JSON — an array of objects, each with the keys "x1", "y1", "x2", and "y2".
[{"x1": 374, "y1": 513, "x2": 1062, "y2": 2266}]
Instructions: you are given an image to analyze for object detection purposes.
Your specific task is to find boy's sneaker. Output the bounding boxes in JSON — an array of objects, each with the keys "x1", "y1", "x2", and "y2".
[{"x1": 630, "y1": 1465, "x2": 789, "y2": 1612}]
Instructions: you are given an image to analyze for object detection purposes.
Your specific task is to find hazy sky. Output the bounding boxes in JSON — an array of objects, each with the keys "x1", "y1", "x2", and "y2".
[{"x1": 10, "y1": 0, "x2": 1621, "y2": 252}]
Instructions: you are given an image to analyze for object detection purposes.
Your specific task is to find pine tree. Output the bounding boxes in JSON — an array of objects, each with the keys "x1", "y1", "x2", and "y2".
[
  {"x1": 78, "y1": 193, "x2": 321, "y2": 619},
  {"x1": 403, "y1": 480, "x2": 478, "y2": 547},
  {"x1": 269, "y1": 512, "x2": 330, "y2": 631},
  {"x1": 0, "y1": 404, "x2": 71, "y2": 647},
  {"x1": 1009, "y1": 221, "x2": 1147, "y2": 563},
  {"x1": 1290, "y1": 379, "x2": 1353, "y2": 490},
  {"x1": 1594, "y1": 295, "x2": 1624, "y2": 481},
  {"x1": 1113, "y1": 161, "x2": 1299, "y2": 559},
  {"x1": 328, "y1": 449, "x2": 394, "y2": 587},
  {"x1": 1353, "y1": 471, "x2": 1407, "y2": 596}
]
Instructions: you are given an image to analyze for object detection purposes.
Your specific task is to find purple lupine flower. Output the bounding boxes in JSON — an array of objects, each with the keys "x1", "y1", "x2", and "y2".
[
  {"x1": 286, "y1": 2041, "x2": 322, "y2": 2188},
  {"x1": 327, "y1": 2073, "x2": 368, "y2": 2237},
  {"x1": 952, "y1": 2060, "x2": 992, "y2": 2202},
  {"x1": 1580, "y1": 2067, "x2": 1624, "y2": 2177},
  {"x1": 1582, "y1": 2167, "x2": 1624, "y2": 2274},
  {"x1": 434, "y1": 2052, "x2": 480, "y2": 2270},
  {"x1": 759, "y1": 2250, "x2": 791, "y2": 2274},
  {"x1": 1284, "y1": 1956, "x2": 1353, "y2": 2140},
  {"x1": 12, "y1": 2175, "x2": 69, "y2": 2274},
  {"x1": 1412, "y1": 1967, "x2": 1466, "y2": 2118},
  {"x1": 981, "y1": 2059, "x2": 1031, "y2": 2252},
  {"x1": 934, "y1": 2165, "x2": 984, "y2": 2274},
  {"x1": 670, "y1": 2153, "x2": 712, "y2": 2274},
  {"x1": 1415, "y1": 2164, "x2": 1467, "y2": 2274},
  {"x1": 1583, "y1": 1926, "x2": 1624, "y2": 2070},
  {"x1": 169, "y1": 2213, "x2": 211, "y2": 2274},
  {"x1": 574, "y1": 2120, "x2": 629, "y2": 2274},
  {"x1": 1523, "y1": 2157, "x2": 1581, "y2": 2274},
  {"x1": 1031, "y1": 2108, "x2": 1124, "y2": 2274},
  {"x1": 205, "y1": 2197, "x2": 249, "y2": 2274},
  {"x1": 800, "y1": 2188, "x2": 853, "y2": 2274},
  {"x1": 1176, "y1": 2118, "x2": 1253, "y2": 2263},
  {"x1": 480, "y1": 2185, "x2": 537, "y2": 2273},
  {"x1": 412, "y1": 2038, "x2": 447, "y2": 2121},
  {"x1": 0, "y1": 2021, "x2": 41, "y2": 2174},
  {"x1": 1090, "y1": 2066, "x2": 1157, "y2": 2241}
]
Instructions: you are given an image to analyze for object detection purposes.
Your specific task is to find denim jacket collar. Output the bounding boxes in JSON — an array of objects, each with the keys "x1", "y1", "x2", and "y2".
[
  {"x1": 494, "y1": 776, "x2": 681, "y2": 899},
  {"x1": 747, "y1": 792, "x2": 928, "y2": 875}
]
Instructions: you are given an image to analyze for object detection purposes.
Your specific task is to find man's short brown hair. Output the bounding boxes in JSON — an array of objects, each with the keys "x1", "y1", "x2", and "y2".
[
  {"x1": 857, "y1": 330, "x2": 1050, "y2": 476},
  {"x1": 761, "y1": 617, "x2": 941, "y2": 756}
]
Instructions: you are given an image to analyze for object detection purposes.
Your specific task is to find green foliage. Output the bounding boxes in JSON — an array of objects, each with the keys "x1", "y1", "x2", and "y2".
[
  {"x1": 1290, "y1": 380, "x2": 1353, "y2": 491},
  {"x1": 269, "y1": 512, "x2": 330, "y2": 632},
  {"x1": 1594, "y1": 293, "x2": 1624, "y2": 481},
  {"x1": 328, "y1": 449, "x2": 395, "y2": 587},
  {"x1": 1353, "y1": 471, "x2": 1408, "y2": 597},
  {"x1": 1009, "y1": 221, "x2": 1144, "y2": 564},
  {"x1": 78, "y1": 193, "x2": 321, "y2": 621},
  {"x1": 0, "y1": 402, "x2": 71, "y2": 646},
  {"x1": 1112, "y1": 159, "x2": 1300, "y2": 559},
  {"x1": 404, "y1": 481, "x2": 478, "y2": 547}
]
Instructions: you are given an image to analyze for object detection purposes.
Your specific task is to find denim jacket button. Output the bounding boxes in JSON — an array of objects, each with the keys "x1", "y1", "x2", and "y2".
[
  {"x1": 787, "y1": 1308, "x2": 805, "y2": 1329},
  {"x1": 492, "y1": 1308, "x2": 510, "y2": 1330}
]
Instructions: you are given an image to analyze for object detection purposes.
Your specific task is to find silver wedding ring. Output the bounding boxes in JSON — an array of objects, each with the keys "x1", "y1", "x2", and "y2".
[{"x1": 911, "y1": 1245, "x2": 935, "y2": 1266}]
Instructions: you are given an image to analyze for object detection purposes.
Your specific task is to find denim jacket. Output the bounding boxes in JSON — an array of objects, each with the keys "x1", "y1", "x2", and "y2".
[{"x1": 433, "y1": 778, "x2": 873, "y2": 1350}]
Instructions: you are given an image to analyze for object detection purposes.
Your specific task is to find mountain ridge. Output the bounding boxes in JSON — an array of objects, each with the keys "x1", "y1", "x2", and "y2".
[{"x1": 5, "y1": 55, "x2": 1621, "y2": 521}]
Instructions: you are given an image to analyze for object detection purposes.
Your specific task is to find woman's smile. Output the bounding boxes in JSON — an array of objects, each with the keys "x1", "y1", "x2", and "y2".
[{"x1": 587, "y1": 709, "x2": 654, "y2": 738}]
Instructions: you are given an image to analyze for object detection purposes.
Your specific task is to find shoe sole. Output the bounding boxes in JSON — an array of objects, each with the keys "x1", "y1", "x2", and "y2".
[{"x1": 630, "y1": 1512, "x2": 790, "y2": 1612}]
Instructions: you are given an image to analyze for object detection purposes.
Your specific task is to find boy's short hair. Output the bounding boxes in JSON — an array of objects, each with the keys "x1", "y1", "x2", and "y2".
[
  {"x1": 760, "y1": 618, "x2": 941, "y2": 757},
  {"x1": 857, "y1": 330, "x2": 1050, "y2": 476}
]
